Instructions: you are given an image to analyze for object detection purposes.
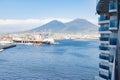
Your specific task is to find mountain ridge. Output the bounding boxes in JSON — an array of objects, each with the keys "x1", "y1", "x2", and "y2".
[{"x1": 30, "y1": 18, "x2": 98, "y2": 34}]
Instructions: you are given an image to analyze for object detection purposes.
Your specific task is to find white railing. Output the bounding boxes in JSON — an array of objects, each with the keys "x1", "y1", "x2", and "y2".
[{"x1": 111, "y1": 54, "x2": 115, "y2": 80}]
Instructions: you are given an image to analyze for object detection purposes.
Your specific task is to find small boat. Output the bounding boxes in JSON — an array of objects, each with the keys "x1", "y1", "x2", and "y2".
[
  {"x1": 42, "y1": 38, "x2": 55, "y2": 44},
  {"x1": 0, "y1": 49, "x2": 4, "y2": 52},
  {"x1": 0, "y1": 41, "x2": 13, "y2": 45},
  {"x1": 0, "y1": 41, "x2": 16, "y2": 49}
]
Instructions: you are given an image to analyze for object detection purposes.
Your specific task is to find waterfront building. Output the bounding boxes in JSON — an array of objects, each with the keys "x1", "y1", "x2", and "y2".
[{"x1": 96, "y1": 0, "x2": 120, "y2": 80}]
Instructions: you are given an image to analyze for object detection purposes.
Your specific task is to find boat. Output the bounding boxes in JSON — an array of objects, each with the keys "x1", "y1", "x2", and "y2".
[
  {"x1": 0, "y1": 41, "x2": 16, "y2": 49},
  {"x1": 0, "y1": 49, "x2": 4, "y2": 52},
  {"x1": 42, "y1": 38, "x2": 55, "y2": 44}
]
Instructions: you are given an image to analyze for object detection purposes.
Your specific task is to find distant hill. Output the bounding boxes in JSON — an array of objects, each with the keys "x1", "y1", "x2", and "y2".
[
  {"x1": 30, "y1": 19, "x2": 98, "y2": 34},
  {"x1": 30, "y1": 20, "x2": 66, "y2": 33},
  {"x1": 64, "y1": 19, "x2": 98, "y2": 34}
]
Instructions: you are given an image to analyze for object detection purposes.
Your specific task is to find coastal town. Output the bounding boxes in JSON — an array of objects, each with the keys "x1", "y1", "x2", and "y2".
[{"x1": 0, "y1": 32, "x2": 99, "y2": 51}]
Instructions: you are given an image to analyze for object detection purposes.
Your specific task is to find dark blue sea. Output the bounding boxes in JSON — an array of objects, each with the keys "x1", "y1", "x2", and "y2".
[{"x1": 0, "y1": 39, "x2": 99, "y2": 80}]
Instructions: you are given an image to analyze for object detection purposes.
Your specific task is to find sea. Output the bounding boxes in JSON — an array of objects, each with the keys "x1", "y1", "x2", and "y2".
[{"x1": 0, "y1": 39, "x2": 99, "y2": 80}]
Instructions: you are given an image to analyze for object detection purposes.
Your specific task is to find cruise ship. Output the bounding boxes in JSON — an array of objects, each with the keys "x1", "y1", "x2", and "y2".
[{"x1": 96, "y1": 0, "x2": 120, "y2": 80}]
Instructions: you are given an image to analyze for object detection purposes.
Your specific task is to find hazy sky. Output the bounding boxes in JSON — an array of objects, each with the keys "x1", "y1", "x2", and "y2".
[{"x1": 0, "y1": 0, "x2": 98, "y2": 33}]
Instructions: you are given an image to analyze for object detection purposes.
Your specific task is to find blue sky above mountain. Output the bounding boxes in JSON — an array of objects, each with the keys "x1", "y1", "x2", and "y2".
[
  {"x1": 0, "y1": 0, "x2": 97, "y2": 20},
  {"x1": 0, "y1": 0, "x2": 98, "y2": 33}
]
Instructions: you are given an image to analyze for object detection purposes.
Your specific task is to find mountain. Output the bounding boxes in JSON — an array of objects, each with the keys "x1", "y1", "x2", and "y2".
[
  {"x1": 30, "y1": 20, "x2": 66, "y2": 33},
  {"x1": 30, "y1": 19, "x2": 98, "y2": 34},
  {"x1": 64, "y1": 19, "x2": 98, "y2": 34}
]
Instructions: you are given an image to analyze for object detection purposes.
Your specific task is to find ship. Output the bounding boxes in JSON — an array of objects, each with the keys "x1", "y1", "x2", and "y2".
[{"x1": 0, "y1": 41, "x2": 16, "y2": 51}]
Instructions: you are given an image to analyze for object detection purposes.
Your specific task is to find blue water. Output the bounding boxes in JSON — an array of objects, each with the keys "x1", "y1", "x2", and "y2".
[{"x1": 0, "y1": 39, "x2": 99, "y2": 80}]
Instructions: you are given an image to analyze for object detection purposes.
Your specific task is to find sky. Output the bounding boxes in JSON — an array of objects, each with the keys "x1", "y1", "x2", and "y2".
[{"x1": 0, "y1": 0, "x2": 98, "y2": 33}]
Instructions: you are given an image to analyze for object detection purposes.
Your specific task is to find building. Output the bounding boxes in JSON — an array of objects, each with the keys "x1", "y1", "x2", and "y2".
[{"x1": 96, "y1": 0, "x2": 120, "y2": 80}]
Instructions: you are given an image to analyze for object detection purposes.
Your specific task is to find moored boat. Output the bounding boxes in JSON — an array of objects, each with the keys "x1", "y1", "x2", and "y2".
[
  {"x1": 0, "y1": 49, "x2": 4, "y2": 52},
  {"x1": 42, "y1": 38, "x2": 55, "y2": 44},
  {"x1": 0, "y1": 41, "x2": 16, "y2": 49}
]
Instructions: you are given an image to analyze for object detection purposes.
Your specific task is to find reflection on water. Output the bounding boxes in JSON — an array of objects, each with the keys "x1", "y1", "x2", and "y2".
[{"x1": 0, "y1": 39, "x2": 99, "y2": 80}]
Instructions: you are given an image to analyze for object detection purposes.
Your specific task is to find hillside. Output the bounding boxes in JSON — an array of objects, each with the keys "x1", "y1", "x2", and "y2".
[{"x1": 30, "y1": 19, "x2": 98, "y2": 34}]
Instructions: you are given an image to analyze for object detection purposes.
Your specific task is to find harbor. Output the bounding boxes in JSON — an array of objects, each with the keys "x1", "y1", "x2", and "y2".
[
  {"x1": 0, "y1": 32, "x2": 99, "y2": 51},
  {"x1": 0, "y1": 33, "x2": 56, "y2": 51}
]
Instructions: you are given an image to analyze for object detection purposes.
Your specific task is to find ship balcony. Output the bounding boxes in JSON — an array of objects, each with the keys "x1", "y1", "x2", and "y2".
[
  {"x1": 109, "y1": 2, "x2": 117, "y2": 13},
  {"x1": 99, "y1": 54, "x2": 109, "y2": 60},
  {"x1": 99, "y1": 27, "x2": 111, "y2": 34},
  {"x1": 99, "y1": 37, "x2": 109, "y2": 44},
  {"x1": 99, "y1": 46, "x2": 109, "y2": 51},
  {"x1": 99, "y1": 69, "x2": 109, "y2": 79},
  {"x1": 99, "y1": 68, "x2": 109, "y2": 76},
  {"x1": 100, "y1": 37, "x2": 109, "y2": 41},
  {"x1": 109, "y1": 20, "x2": 118, "y2": 30},
  {"x1": 99, "y1": 63, "x2": 109, "y2": 70},
  {"x1": 109, "y1": 38, "x2": 117, "y2": 47},
  {"x1": 98, "y1": 16, "x2": 110, "y2": 24},
  {"x1": 101, "y1": 50, "x2": 109, "y2": 54},
  {"x1": 100, "y1": 59, "x2": 109, "y2": 68},
  {"x1": 99, "y1": 73, "x2": 110, "y2": 80}
]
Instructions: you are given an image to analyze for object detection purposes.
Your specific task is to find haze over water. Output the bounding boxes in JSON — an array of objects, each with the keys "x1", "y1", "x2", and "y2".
[{"x1": 0, "y1": 40, "x2": 99, "y2": 80}]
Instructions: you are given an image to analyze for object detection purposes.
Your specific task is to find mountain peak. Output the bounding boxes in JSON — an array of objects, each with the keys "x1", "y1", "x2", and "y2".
[
  {"x1": 49, "y1": 20, "x2": 63, "y2": 24},
  {"x1": 30, "y1": 18, "x2": 98, "y2": 34},
  {"x1": 73, "y1": 18, "x2": 85, "y2": 21},
  {"x1": 69, "y1": 18, "x2": 87, "y2": 23}
]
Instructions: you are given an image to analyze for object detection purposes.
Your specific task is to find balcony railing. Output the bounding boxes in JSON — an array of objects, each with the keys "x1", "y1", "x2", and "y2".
[
  {"x1": 110, "y1": 38, "x2": 117, "y2": 45},
  {"x1": 99, "y1": 63, "x2": 109, "y2": 70},
  {"x1": 100, "y1": 72, "x2": 112, "y2": 79},
  {"x1": 99, "y1": 54, "x2": 109, "y2": 60},
  {"x1": 109, "y1": 20, "x2": 117, "y2": 30},
  {"x1": 99, "y1": 46, "x2": 109, "y2": 51},
  {"x1": 99, "y1": 27, "x2": 109, "y2": 31},
  {"x1": 109, "y1": 2, "x2": 117, "y2": 10},
  {"x1": 100, "y1": 37, "x2": 109, "y2": 41},
  {"x1": 99, "y1": 16, "x2": 109, "y2": 21},
  {"x1": 109, "y1": 20, "x2": 117, "y2": 29},
  {"x1": 99, "y1": 73, "x2": 108, "y2": 79}
]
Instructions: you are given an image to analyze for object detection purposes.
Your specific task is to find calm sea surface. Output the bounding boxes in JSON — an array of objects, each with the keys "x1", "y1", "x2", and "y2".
[{"x1": 0, "y1": 39, "x2": 99, "y2": 80}]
